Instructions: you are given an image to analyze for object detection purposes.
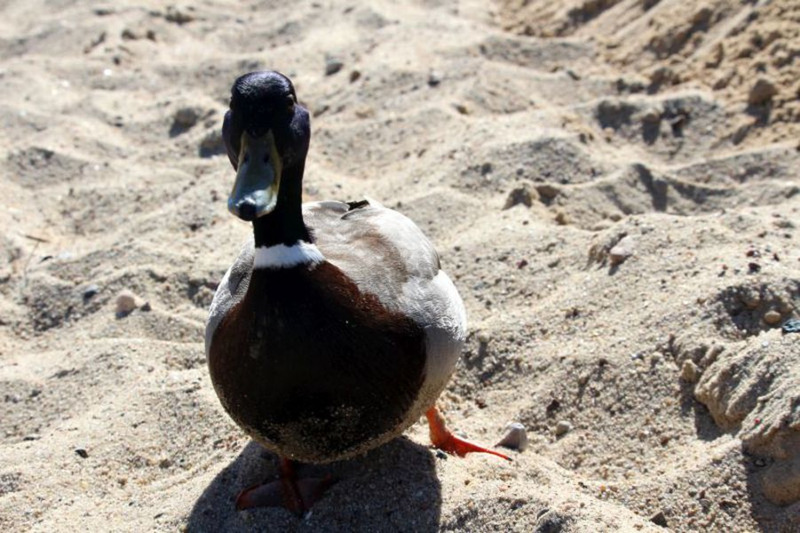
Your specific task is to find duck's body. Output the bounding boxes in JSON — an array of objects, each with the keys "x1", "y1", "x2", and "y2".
[
  {"x1": 206, "y1": 70, "x2": 506, "y2": 512},
  {"x1": 206, "y1": 200, "x2": 465, "y2": 463}
]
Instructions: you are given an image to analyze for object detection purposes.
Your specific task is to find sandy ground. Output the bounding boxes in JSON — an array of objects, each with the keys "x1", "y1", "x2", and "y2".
[{"x1": 1, "y1": 0, "x2": 799, "y2": 531}]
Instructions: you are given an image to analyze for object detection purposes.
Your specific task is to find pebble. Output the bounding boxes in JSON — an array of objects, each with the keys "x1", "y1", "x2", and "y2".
[
  {"x1": 680, "y1": 360, "x2": 699, "y2": 383},
  {"x1": 165, "y1": 6, "x2": 195, "y2": 25},
  {"x1": 748, "y1": 77, "x2": 778, "y2": 106},
  {"x1": 75, "y1": 448, "x2": 89, "y2": 459},
  {"x1": 497, "y1": 422, "x2": 528, "y2": 451},
  {"x1": 763, "y1": 310, "x2": 782, "y2": 325},
  {"x1": 609, "y1": 235, "x2": 635, "y2": 266},
  {"x1": 641, "y1": 108, "x2": 661, "y2": 124},
  {"x1": 741, "y1": 291, "x2": 761, "y2": 309},
  {"x1": 115, "y1": 290, "x2": 142, "y2": 315},
  {"x1": 534, "y1": 510, "x2": 565, "y2": 533},
  {"x1": 555, "y1": 420, "x2": 572, "y2": 437},
  {"x1": 83, "y1": 284, "x2": 100, "y2": 301},
  {"x1": 782, "y1": 318, "x2": 800, "y2": 334},
  {"x1": 427, "y1": 71, "x2": 441, "y2": 87},
  {"x1": 650, "y1": 510, "x2": 668, "y2": 528},
  {"x1": 324, "y1": 56, "x2": 344, "y2": 76}
]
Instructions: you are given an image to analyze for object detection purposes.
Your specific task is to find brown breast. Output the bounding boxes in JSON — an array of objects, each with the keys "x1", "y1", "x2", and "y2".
[{"x1": 207, "y1": 261, "x2": 427, "y2": 463}]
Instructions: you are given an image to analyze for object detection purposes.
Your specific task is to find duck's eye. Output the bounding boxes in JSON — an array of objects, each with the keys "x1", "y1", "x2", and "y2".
[{"x1": 286, "y1": 96, "x2": 295, "y2": 112}]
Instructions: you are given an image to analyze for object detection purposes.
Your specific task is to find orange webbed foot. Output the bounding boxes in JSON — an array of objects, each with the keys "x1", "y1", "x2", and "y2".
[{"x1": 426, "y1": 407, "x2": 511, "y2": 461}]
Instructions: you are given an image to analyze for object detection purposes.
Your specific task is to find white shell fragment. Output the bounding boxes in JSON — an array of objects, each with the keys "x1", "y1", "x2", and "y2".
[
  {"x1": 497, "y1": 422, "x2": 528, "y2": 451},
  {"x1": 555, "y1": 420, "x2": 572, "y2": 437},
  {"x1": 115, "y1": 289, "x2": 143, "y2": 316}
]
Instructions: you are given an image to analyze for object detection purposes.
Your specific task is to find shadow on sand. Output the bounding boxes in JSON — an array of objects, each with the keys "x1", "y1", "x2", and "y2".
[{"x1": 186, "y1": 437, "x2": 441, "y2": 532}]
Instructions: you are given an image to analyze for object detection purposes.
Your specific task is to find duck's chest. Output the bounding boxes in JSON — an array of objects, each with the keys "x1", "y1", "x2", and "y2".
[{"x1": 207, "y1": 263, "x2": 427, "y2": 459}]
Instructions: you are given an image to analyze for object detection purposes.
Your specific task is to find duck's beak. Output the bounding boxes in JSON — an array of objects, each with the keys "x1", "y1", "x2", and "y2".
[{"x1": 228, "y1": 131, "x2": 282, "y2": 221}]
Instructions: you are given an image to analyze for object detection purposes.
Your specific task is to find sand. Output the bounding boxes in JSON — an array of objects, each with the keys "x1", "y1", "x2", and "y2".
[{"x1": 1, "y1": 0, "x2": 799, "y2": 531}]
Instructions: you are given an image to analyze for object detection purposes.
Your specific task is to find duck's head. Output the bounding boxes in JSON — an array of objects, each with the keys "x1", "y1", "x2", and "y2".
[{"x1": 222, "y1": 71, "x2": 311, "y2": 221}]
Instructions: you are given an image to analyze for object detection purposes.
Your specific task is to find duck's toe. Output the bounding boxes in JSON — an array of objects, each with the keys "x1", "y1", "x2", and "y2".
[{"x1": 426, "y1": 406, "x2": 511, "y2": 461}]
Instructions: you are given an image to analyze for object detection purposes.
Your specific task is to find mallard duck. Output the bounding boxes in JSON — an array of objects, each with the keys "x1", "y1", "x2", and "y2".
[{"x1": 206, "y1": 71, "x2": 508, "y2": 512}]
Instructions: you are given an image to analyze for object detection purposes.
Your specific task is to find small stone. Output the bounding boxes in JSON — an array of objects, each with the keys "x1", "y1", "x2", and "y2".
[
  {"x1": 324, "y1": 56, "x2": 344, "y2": 76},
  {"x1": 680, "y1": 360, "x2": 699, "y2": 383},
  {"x1": 83, "y1": 284, "x2": 100, "y2": 301},
  {"x1": 650, "y1": 510, "x2": 668, "y2": 527},
  {"x1": 349, "y1": 70, "x2": 361, "y2": 83},
  {"x1": 503, "y1": 185, "x2": 536, "y2": 210},
  {"x1": 763, "y1": 310, "x2": 782, "y2": 325},
  {"x1": 748, "y1": 77, "x2": 778, "y2": 106},
  {"x1": 428, "y1": 71, "x2": 441, "y2": 87},
  {"x1": 75, "y1": 448, "x2": 89, "y2": 459},
  {"x1": 741, "y1": 290, "x2": 761, "y2": 309},
  {"x1": 609, "y1": 236, "x2": 635, "y2": 265},
  {"x1": 555, "y1": 421, "x2": 572, "y2": 437},
  {"x1": 782, "y1": 318, "x2": 800, "y2": 334},
  {"x1": 165, "y1": 6, "x2": 194, "y2": 25},
  {"x1": 115, "y1": 290, "x2": 142, "y2": 316},
  {"x1": 641, "y1": 108, "x2": 661, "y2": 124},
  {"x1": 497, "y1": 422, "x2": 528, "y2": 451},
  {"x1": 534, "y1": 510, "x2": 566, "y2": 533}
]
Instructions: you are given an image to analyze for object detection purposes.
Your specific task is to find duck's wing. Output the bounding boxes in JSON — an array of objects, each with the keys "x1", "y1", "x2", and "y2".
[
  {"x1": 205, "y1": 242, "x2": 254, "y2": 356},
  {"x1": 304, "y1": 199, "x2": 467, "y2": 389}
]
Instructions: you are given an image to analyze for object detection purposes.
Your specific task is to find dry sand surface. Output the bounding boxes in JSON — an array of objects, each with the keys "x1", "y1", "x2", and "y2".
[{"x1": 1, "y1": 0, "x2": 799, "y2": 531}]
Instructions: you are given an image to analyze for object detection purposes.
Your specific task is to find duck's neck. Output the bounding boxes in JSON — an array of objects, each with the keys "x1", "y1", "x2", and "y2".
[
  {"x1": 253, "y1": 163, "x2": 310, "y2": 248},
  {"x1": 252, "y1": 162, "x2": 324, "y2": 270}
]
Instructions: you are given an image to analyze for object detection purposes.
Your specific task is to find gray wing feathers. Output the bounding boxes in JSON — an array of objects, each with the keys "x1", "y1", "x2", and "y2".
[
  {"x1": 205, "y1": 200, "x2": 467, "y2": 386},
  {"x1": 205, "y1": 241, "x2": 254, "y2": 355},
  {"x1": 304, "y1": 200, "x2": 441, "y2": 305},
  {"x1": 305, "y1": 200, "x2": 467, "y2": 375}
]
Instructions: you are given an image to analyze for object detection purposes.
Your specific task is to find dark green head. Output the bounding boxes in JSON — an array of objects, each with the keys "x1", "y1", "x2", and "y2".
[{"x1": 222, "y1": 71, "x2": 311, "y2": 221}]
